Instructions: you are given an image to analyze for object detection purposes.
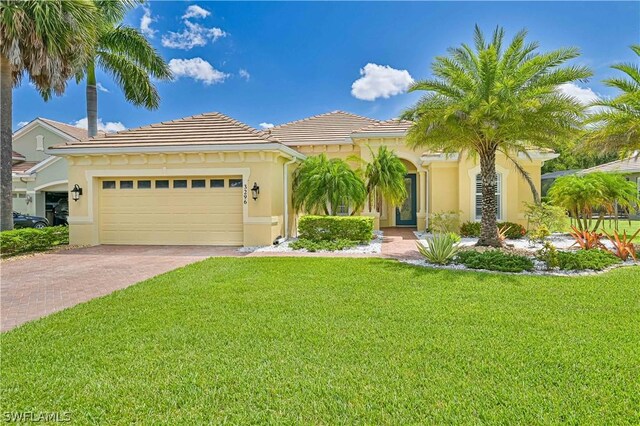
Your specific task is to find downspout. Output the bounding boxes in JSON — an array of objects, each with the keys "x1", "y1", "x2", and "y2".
[{"x1": 283, "y1": 156, "x2": 298, "y2": 239}]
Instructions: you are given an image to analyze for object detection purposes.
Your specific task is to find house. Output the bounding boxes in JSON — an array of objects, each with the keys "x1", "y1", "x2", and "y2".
[
  {"x1": 48, "y1": 111, "x2": 557, "y2": 247},
  {"x1": 582, "y1": 154, "x2": 640, "y2": 219},
  {"x1": 12, "y1": 118, "x2": 94, "y2": 224}
]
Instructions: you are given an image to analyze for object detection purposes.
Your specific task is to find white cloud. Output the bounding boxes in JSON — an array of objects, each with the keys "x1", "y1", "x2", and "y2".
[
  {"x1": 161, "y1": 21, "x2": 226, "y2": 50},
  {"x1": 239, "y1": 69, "x2": 250, "y2": 81},
  {"x1": 140, "y1": 6, "x2": 157, "y2": 39},
  {"x1": 96, "y1": 82, "x2": 109, "y2": 93},
  {"x1": 259, "y1": 122, "x2": 274, "y2": 129},
  {"x1": 556, "y1": 83, "x2": 599, "y2": 106},
  {"x1": 183, "y1": 5, "x2": 210, "y2": 19},
  {"x1": 351, "y1": 63, "x2": 414, "y2": 101},
  {"x1": 73, "y1": 117, "x2": 126, "y2": 133},
  {"x1": 169, "y1": 58, "x2": 229, "y2": 85},
  {"x1": 17, "y1": 121, "x2": 29, "y2": 128}
]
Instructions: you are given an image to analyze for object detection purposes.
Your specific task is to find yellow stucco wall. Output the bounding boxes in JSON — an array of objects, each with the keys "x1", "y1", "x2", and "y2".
[{"x1": 64, "y1": 150, "x2": 294, "y2": 247}]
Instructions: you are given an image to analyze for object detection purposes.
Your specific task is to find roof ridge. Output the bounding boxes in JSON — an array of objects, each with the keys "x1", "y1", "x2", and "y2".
[{"x1": 266, "y1": 110, "x2": 379, "y2": 131}]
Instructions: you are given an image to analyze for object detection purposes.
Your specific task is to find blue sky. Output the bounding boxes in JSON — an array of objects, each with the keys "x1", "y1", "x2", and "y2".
[{"x1": 13, "y1": 1, "x2": 640, "y2": 132}]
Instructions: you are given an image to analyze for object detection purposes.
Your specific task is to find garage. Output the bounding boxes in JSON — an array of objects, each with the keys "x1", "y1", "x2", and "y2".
[{"x1": 99, "y1": 176, "x2": 244, "y2": 245}]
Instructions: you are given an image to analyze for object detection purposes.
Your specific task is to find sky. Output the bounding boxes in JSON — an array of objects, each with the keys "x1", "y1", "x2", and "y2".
[{"x1": 12, "y1": 1, "x2": 640, "y2": 133}]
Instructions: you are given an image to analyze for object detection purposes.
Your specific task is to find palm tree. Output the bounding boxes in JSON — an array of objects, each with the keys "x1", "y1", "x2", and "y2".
[
  {"x1": 584, "y1": 45, "x2": 640, "y2": 156},
  {"x1": 353, "y1": 145, "x2": 407, "y2": 213},
  {"x1": 292, "y1": 154, "x2": 366, "y2": 216},
  {"x1": 0, "y1": 0, "x2": 98, "y2": 230},
  {"x1": 402, "y1": 26, "x2": 591, "y2": 246},
  {"x1": 78, "y1": 0, "x2": 172, "y2": 137}
]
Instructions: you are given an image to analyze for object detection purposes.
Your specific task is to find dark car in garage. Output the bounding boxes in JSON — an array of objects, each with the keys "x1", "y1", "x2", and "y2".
[{"x1": 13, "y1": 212, "x2": 49, "y2": 229}]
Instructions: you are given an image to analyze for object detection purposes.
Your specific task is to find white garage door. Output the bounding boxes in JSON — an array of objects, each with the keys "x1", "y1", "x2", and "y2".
[{"x1": 99, "y1": 176, "x2": 244, "y2": 245}]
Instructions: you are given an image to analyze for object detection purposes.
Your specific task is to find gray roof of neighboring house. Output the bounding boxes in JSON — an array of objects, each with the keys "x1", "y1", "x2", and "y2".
[
  {"x1": 51, "y1": 112, "x2": 278, "y2": 149},
  {"x1": 581, "y1": 155, "x2": 640, "y2": 174},
  {"x1": 541, "y1": 169, "x2": 581, "y2": 180},
  {"x1": 260, "y1": 111, "x2": 379, "y2": 146}
]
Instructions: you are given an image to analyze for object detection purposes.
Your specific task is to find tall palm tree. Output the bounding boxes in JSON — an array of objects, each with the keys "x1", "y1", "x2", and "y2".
[
  {"x1": 293, "y1": 154, "x2": 366, "y2": 216},
  {"x1": 584, "y1": 45, "x2": 640, "y2": 156},
  {"x1": 0, "y1": 0, "x2": 97, "y2": 230},
  {"x1": 78, "y1": 0, "x2": 172, "y2": 137},
  {"x1": 402, "y1": 26, "x2": 591, "y2": 246},
  {"x1": 353, "y1": 145, "x2": 408, "y2": 213}
]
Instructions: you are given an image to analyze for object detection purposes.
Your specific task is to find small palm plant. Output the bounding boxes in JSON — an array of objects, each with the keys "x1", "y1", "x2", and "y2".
[
  {"x1": 352, "y1": 145, "x2": 408, "y2": 213},
  {"x1": 292, "y1": 154, "x2": 366, "y2": 215},
  {"x1": 417, "y1": 233, "x2": 460, "y2": 265}
]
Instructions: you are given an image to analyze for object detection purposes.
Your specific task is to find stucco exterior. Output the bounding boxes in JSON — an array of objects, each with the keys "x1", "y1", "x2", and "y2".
[{"x1": 49, "y1": 111, "x2": 556, "y2": 247}]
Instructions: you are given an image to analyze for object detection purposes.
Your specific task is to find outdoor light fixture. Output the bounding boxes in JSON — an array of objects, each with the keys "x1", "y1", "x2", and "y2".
[
  {"x1": 251, "y1": 182, "x2": 260, "y2": 201},
  {"x1": 70, "y1": 184, "x2": 83, "y2": 202}
]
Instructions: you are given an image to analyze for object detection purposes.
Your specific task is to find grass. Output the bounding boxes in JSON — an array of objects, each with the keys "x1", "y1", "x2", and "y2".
[
  {"x1": 1, "y1": 258, "x2": 639, "y2": 424},
  {"x1": 564, "y1": 219, "x2": 640, "y2": 240}
]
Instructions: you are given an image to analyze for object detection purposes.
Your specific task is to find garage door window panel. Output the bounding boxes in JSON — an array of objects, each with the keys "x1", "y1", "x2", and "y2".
[
  {"x1": 211, "y1": 179, "x2": 225, "y2": 188},
  {"x1": 120, "y1": 180, "x2": 134, "y2": 189},
  {"x1": 229, "y1": 178, "x2": 243, "y2": 188},
  {"x1": 173, "y1": 179, "x2": 188, "y2": 189},
  {"x1": 102, "y1": 181, "x2": 116, "y2": 189},
  {"x1": 137, "y1": 180, "x2": 151, "y2": 189},
  {"x1": 155, "y1": 180, "x2": 169, "y2": 189},
  {"x1": 192, "y1": 179, "x2": 206, "y2": 188}
]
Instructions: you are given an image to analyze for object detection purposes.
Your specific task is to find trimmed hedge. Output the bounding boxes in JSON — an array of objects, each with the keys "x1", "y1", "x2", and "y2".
[
  {"x1": 0, "y1": 226, "x2": 69, "y2": 257},
  {"x1": 456, "y1": 249, "x2": 534, "y2": 272},
  {"x1": 298, "y1": 215, "x2": 374, "y2": 243},
  {"x1": 460, "y1": 221, "x2": 526, "y2": 239},
  {"x1": 290, "y1": 238, "x2": 357, "y2": 252},
  {"x1": 556, "y1": 249, "x2": 621, "y2": 271}
]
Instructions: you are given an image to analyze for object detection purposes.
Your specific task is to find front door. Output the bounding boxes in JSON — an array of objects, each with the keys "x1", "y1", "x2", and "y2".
[{"x1": 396, "y1": 174, "x2": 417, "y2": 226}]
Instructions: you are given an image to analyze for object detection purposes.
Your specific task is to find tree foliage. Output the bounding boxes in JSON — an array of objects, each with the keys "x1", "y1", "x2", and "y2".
[
  {"x1": 403, "y1": 25, "x2": 590, "y2": 246},
  {"x1": 292, "y1": 154, "x2": 366, "y2": 216},
  {"x1": 352, "y1": 145, "x2": 407, "y2": 213}
]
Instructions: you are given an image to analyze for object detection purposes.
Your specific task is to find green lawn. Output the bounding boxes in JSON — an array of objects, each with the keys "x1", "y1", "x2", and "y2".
[
  {"x1": 564, "y1": 219, "x2": 640, "y2": 240},
  {"x1": 2, "y1": 258, "x2": 639, "y2": 424}
]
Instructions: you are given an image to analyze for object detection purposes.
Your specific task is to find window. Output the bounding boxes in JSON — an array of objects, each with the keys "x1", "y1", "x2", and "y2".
[
  {"x1": 191, "y1": 179, "x2": 206, "y2": 188},
  {"x1": 102, "y1": 181, "x2": 116, "y2": 189},
  {"x1": 137, "y1": 180, "x2": 151, "y2": 189},
  {"x1": 173, "y1": 180, "x2": 188, "y2": 188},
  {"x1": 120, "y1": 180, "x2": 134, "y2": 189},
  {"x1": 336, "y1": 199, "x2": 349, "y2": 216},
  {"x1": 12, "y1": 192, "x2": 25, "y2": 199},
  {"x1": 475, "y1": 173, "x2": 502, "y2": 220},
  {"x1": 210, "y1": 179, "x2": 224, "y2": 188},
  {"x1": 229, "y1": 178, "x2": 243, "y2": 188},
  {"x1": 155, "y1": 180, "x2": 169, "y2": 189}
]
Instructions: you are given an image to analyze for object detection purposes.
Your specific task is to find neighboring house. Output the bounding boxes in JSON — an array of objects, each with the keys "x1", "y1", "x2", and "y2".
[
  {"x1": 12, "y1": 118, "x2": 94, "y2": 224},
  {"x1": 48, "y1": 111, "x2": 557, "y2": 247},
  {"x1": 582, "y1": 155, "x2": 640, "y2": 220},
  {"x1": 541, "y1": 169, "x2": 581, "y2": 197}
]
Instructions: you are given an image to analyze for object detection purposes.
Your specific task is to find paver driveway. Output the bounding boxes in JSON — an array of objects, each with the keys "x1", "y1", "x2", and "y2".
[{"x1": 1, "y1": 245, "x2": 243, "y2": 332}]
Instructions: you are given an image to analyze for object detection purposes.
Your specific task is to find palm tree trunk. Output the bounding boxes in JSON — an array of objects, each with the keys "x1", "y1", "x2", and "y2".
[
  {"x1": 477, "y1": 148, "x2": 501, "y2": 247},
  {"x1": 86, "y1": 61, "x2": 98, "y2": 138},
  {"x1": 0, "y1": 54, "x2": 14, "y2": 231}
]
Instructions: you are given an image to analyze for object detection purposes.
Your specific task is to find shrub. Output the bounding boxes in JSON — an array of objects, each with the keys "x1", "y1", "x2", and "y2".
[
  {"x1": 460, "y1": 221, "x2": 481, "y2": 237},
  {"x1": 297, "y1": 215, "x2": 374, "y2": 243},
  {"x1": 529, "y1": 225, "x2": 551, "y2": 244},
  {"x1": 460, "y1": 221, "x2": 525, "y2": 239},
  {"x1": 417, "y1": 233, "x2": 460, "y2": 265},
  {"x1": 0, "y1": 226, "x2": 69, "y2": 257},
  {"x1": 456, "y1": 249, "x2": 534, "y2": 272},
  {"x1": 498, "y1": 222, "x2": 526, "y2": 239},
  {"x1": 602, "y1": 229, "x2": 639, "y2": 261},
  {"x1": 556, "y1": 249, "x2": 621, "y2": 271},
  {"x1": 536, "y1": 241, "x2": 559, "y2": 270},
  {"x1": 429, "y1": 210, "x2": 461, "y2": 233},
  {"x1": 524, "y1": 202, "x2": 568, "y2": 232},
  {"x1": 290, "y1": 238, "x2": 357, "y2": 252},
  {"x1": 569, "y1": 226, "x2": 603, "y2": 250}
]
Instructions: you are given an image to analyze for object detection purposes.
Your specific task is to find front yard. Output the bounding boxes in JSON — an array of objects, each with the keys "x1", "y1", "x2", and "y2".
[{"x1": 1, "y1": 258, "x2": 638, "y2": 423}]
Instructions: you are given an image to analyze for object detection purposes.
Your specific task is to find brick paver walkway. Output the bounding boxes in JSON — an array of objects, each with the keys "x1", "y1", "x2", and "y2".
[
  {"x1": 1, "y1": 245, "x2": 244, "y2": 332},
  {"x1": 380, "y1": 227, "x2": 422, "y2": 260}
]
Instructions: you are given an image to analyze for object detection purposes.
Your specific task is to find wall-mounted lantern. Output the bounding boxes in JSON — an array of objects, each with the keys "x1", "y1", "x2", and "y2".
[
  {"x1": 70, "y1": 184, "x2": 83, "y2": 202},
  {"x1": 251, "y1": 182, "x2": 260, "y2": 201}
]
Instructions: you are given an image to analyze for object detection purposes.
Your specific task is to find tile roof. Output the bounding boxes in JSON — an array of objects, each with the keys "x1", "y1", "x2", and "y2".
[
  {"x1": 12, "y1": 161, "x2": 39, "y2": 174},
  {"x1": 53, "y1": 112, "x2": 277, "y2": 149},
  {"x1": 582, "y1": 155, "x2": 640, "y2": 174},
  {"x1": 352, "y1": 119, "x2": 413, "y2": 135},
  {"x1": 12, "y1": 151, "x2": 25, "y2": 160},
  {"x1": 261, "y1": 111, "x2": 380, "y2": 146},
  {"x1": 541, "y1": 169, "x2": 581, "y2": 180},
  {"x1": 39, "y1": 118, "x2": 91, "y2": 141}
]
